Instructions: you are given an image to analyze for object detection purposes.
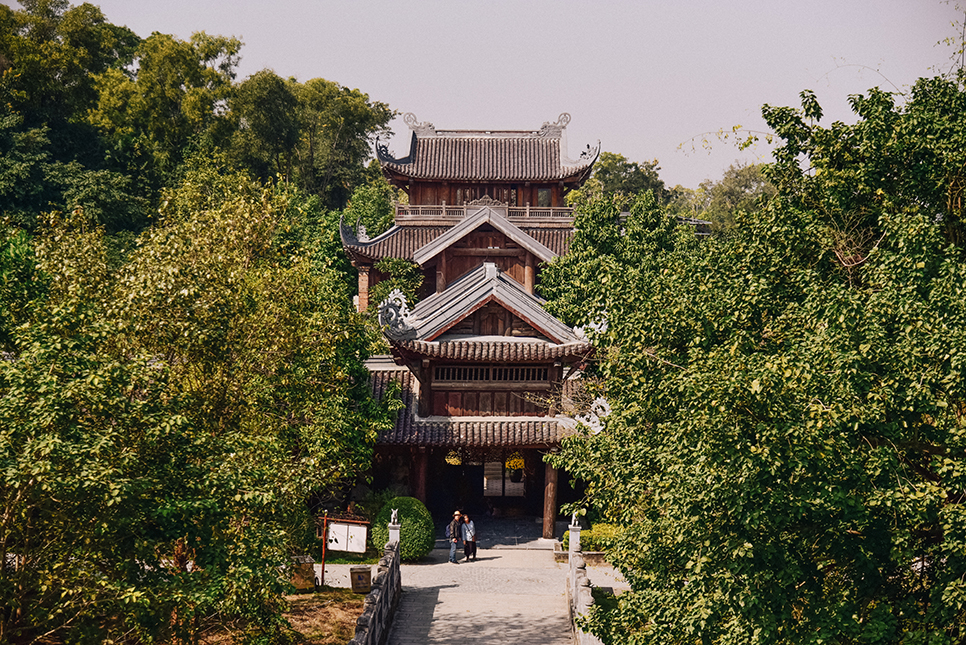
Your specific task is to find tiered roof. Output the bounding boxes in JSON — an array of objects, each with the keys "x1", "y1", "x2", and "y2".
[
  {"x1": 380, "y1": 262, "x2": 591, "y2": 356},
  {"x1": 368, "y1": 357, "x2": 575, "y2": 447},
  {"x1": 376, "y1": 113, "x2": 599, "y2": 185},
  {"x1": 340, "y1": 220, "x2": 573, "y2": 265}
]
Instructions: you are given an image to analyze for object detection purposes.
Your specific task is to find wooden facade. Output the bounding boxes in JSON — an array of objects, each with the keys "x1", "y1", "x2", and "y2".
[{"x1": 345, "y1": 114, "x2": 599, "y2": 536}]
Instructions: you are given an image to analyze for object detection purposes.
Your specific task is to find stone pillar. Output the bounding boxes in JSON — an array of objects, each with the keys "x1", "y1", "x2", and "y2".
[
  {"x1": 542, "y1": 462, "x2": 558, "y2": 539},
  {"x1": 388, "y1": 521, "x2": 400, "y2": 545},
  {"x1": 356, "y1": 265, "x2": 371, "y2": 312}
]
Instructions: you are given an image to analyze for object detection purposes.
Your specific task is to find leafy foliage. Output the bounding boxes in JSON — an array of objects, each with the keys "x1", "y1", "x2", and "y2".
[
  {"x1": 0, "y1": 162, "x2": 392, "y2": 643},
  {"x1": 86, "y1": 31, "x2": 241, "y2": 191},
  {"x1": 561, "y1": 523, "x2": 620, "y2": 552},
  {"x1": 544, "y1": 74, "x2": 966, "y2": 644},
  {"x1": 669, "y1": 162, "x2": 776, "y2": 231},
  {"x1": 592, "y1": 151, "x2": 668, "y2": 203},
  {"x1": 369, "y1": 496, "x2": 435, "y2": 561}
]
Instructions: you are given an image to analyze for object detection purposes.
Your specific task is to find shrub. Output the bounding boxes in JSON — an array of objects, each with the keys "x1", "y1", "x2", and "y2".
[
  {"x1": 562, "y1": 523, "x2": 620, "y2": 552},
  {"x1": 369, "y1": 496, "x2": 435, "y2": 561}
]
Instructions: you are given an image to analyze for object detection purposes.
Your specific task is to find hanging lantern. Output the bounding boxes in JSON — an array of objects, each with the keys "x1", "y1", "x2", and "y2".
[{"x1": 504, "y1": 451, "x2": 524, "y2": 471}]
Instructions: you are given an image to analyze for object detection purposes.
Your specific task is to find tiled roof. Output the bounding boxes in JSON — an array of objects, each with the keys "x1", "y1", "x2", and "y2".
[
  {"x1": 396, "y1": 338, "x2": 591, "y2": 362},
  {"x1": 376, "y1": 113, "x2": 599, "y2": 183},
  {"x1": 383, "y1": 137, "x2": 573, "y2": 182},
  {"x1": 340, "y1": 220, "x2": 574, "y2": 263},
  {"x1": 394, "y1": 263, "x2": 580, "y2": 344},
  {"x1": 368, "y1": 361, "x2": 571, "y2": 447}
]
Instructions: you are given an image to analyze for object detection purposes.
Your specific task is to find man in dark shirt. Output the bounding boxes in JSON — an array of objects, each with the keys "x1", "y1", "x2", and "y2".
[{"x1": 447, "y1": 511, "x2": 462, "y2": 563}]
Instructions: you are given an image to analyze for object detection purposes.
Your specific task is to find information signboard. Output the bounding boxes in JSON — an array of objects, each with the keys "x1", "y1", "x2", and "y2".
[{"x1": 326, "y1": 522, "x2": 367, "y2": 554}]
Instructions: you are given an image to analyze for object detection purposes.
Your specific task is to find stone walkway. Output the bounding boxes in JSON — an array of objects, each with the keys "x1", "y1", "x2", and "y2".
[
  {"x1": 380, "y1": 517, "x2": 570, "y2": 644},
  {"x1": 318, "y1": 517, "x2": 630, "y2": 645},
  {"x1": 386, "y1": 543, "x2": 571, "y2": 644}
]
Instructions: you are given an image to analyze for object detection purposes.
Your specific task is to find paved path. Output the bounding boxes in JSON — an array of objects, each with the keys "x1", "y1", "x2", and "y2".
[
  {"x1": 386, "y1": 547, "x2": 571, "y2": 645},
  {"x1": 382, "y1": 517, "x2": 570, "y2": 645},
  {"x1": 318, "y1": 517, "x2": 630, "y2": 644}
]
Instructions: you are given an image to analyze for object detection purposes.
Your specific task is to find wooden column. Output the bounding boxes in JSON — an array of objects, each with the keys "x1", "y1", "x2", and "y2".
[
  {"x1": 543, "y1": 461, "x2": 558, "y2": 539},
  {"x1": 413, "y1": 447, "x2": 428, "y2": 504},
  {"x1": 525, "y1": 254, "x2": 535, "y2": 294},
  {"x1": 419, "y1": 359, "x2": 433, "y2": 417},
  {"x1": 436, "y1": 254, "x2": 447, "y2": 293},
  {"x1": 356, "y1": 265, "x2": 371, "y2": 312}
]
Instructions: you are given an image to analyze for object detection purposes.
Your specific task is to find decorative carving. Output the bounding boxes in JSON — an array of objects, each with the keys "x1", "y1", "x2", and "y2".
[
  {"x1": 579, "y1": 142, "x2": 600, "y2": 161},
  {"x1": 375, "y1": 140, "x2": 392, "y2": 159},
  {"x1": 466, "y1": 195, "x2": 506, "y2": 207},
  {"x1": 403, "y1": 113, "x2": 436, "y2": 137},
  {"x1": 357, "y1": 223, "x2": 369, "y2": 242},
  {"x1": 378, "y1": 289, "x2": 417, "y2": 340},
  {"x1": 537, "y1": 113, "x2": 571, "y2": 139},
  {"x1": 390, "y1": 509, "x2": 399, "y2": 525}
]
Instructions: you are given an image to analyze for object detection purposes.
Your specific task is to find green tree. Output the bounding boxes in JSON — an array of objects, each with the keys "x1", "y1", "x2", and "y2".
[
  {"x1": 592, "y1": 151, "x2": 668, "y2": 203},
  {"x1": 0, "y1": 0, "x2": 139, "y2": 158},
  {"x1": 228, "y1": 69, "x2": 300, "y2": 182},
  {"x1": 289, "y1": 77, "x2": 393, "y2": 209},
  {"x1": 1, "y1": 160, "x2": 392, "y2": 643},
  {"x1": 0, "y1": 108, "x2": 147, "y2": 230},
  {"x1": 671, "y1": 162, "x2": 776, "y2": 231},
  {"x1": 0, "y1": 2, "x2": 147, "y2": 230},
  {"x1": 87, "y1": 31, "x2": 241, "y2": 191},
  {"x1": 543, "y1": 73, "x2": 966, "y2": 644}
]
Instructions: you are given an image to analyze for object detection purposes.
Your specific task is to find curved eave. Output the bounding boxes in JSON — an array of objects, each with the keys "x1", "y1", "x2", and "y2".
[
  {"x1": 377, "y1": 139, "x2": 601, "y2": 184},
  {"x1": 379, "y1": 162, "x2": 597, "y2": 184},
  {"x1": 391, "y1": 339, "x2": 593, "y2": 363},
  {"x1": 560, "y1": 142, "x2": 601, "y2": 187}
]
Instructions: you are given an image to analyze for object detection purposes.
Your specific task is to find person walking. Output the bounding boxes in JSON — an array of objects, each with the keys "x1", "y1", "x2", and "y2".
[
  {"x1": 461, "y1": 513, "x2": 477, "y2": 562},
  {"x1": 447, "y1": 511, "x2": 462, "y2": 563}
]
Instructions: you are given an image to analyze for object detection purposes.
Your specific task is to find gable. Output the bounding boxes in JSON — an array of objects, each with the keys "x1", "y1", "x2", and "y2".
[
  {"x1": 412, "y1": 207, "x2": 556, "y2": 266},
  {"x1": 389, "y1": 263, "x2": 580, "y2": 345}
]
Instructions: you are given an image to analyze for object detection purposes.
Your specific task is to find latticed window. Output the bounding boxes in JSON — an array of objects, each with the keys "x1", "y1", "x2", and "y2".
[{"x1": 434, "y1": 365, "x2": 548, "y2": 382}]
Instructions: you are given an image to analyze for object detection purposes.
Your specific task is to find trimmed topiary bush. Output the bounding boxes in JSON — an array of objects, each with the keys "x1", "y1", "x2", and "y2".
[
  {"x1": 370, "y1": 496, "x2": 435, "y2": 561},
  {"x1": 562, "y1": 523, "x2": 620, "y2": 552}
]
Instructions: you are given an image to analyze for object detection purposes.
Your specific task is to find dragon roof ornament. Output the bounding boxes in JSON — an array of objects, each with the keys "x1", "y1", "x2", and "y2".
[
  {"x1": 537, "y1": 113, "x2": 571, "y2": 139},
  {"x1": 378, "y1": 289, "x2": 417, "y2": 341},
  {"x1": 403, "y1": 113, "x2": 436, "y2": 137}
]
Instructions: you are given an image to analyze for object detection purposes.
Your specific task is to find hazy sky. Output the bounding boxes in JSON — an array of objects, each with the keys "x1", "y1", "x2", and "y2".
[{"x1": 37, "y1": 1, "x2": 966, "y2": 188}]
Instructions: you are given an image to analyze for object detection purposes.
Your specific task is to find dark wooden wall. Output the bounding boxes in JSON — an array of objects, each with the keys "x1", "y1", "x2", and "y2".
[{"x1": 433, "y1": 390, "x2": 546, "y2": 416}]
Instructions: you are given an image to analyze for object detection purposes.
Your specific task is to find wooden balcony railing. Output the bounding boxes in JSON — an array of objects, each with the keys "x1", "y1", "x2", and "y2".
[{"x1": 394, "y1": 203, "x2": 575, "y2": 220}]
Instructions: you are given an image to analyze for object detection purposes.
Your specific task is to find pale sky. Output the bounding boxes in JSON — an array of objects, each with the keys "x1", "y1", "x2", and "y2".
[{"x1": 29, "y1": 0, "x2": 966, "y2": 188}]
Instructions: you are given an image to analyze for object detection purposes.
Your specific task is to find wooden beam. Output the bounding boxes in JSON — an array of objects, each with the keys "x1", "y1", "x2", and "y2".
[
  {"x1": 450, "y1": 248, "x2": 526, "y2": 257},
  {"x1": 543, "y1": 462, "x2": 558, "y2": 539}
]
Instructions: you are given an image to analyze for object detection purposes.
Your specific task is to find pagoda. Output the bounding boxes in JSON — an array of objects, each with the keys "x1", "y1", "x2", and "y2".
[{"x1": 341, "y1": 113, "x2": 598, "y2": 537}]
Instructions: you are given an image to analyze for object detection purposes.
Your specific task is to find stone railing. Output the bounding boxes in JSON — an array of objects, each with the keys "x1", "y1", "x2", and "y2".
[
  {"x1": 395, "y1": 203, "x2": 574, "y2": 221},
  {"x1": 348, "y1": 527, "x2": 401, "y2": 645},
  {"x1": 568, "y1": 522, "x2": 605, "y2": 645}
]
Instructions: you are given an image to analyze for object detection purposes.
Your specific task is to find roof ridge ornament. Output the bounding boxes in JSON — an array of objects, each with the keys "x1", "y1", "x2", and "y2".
[
  {"x1": 379, "y1": 289, "x2": 417, "y2": 341},
  {"x1": 537, "y1": 113, "x2": 571, "y2": 139},
  {"x1": 403, "y1": 113, "x2": 436, "y2": 137},
  {"x1": 466, "y1": 195, "x2": 506, "y2": 207}
]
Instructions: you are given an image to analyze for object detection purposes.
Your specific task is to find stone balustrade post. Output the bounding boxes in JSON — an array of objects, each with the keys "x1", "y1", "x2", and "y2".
[{"x1": 569, "y1": 520, "x2": 581, "y2": 555}]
